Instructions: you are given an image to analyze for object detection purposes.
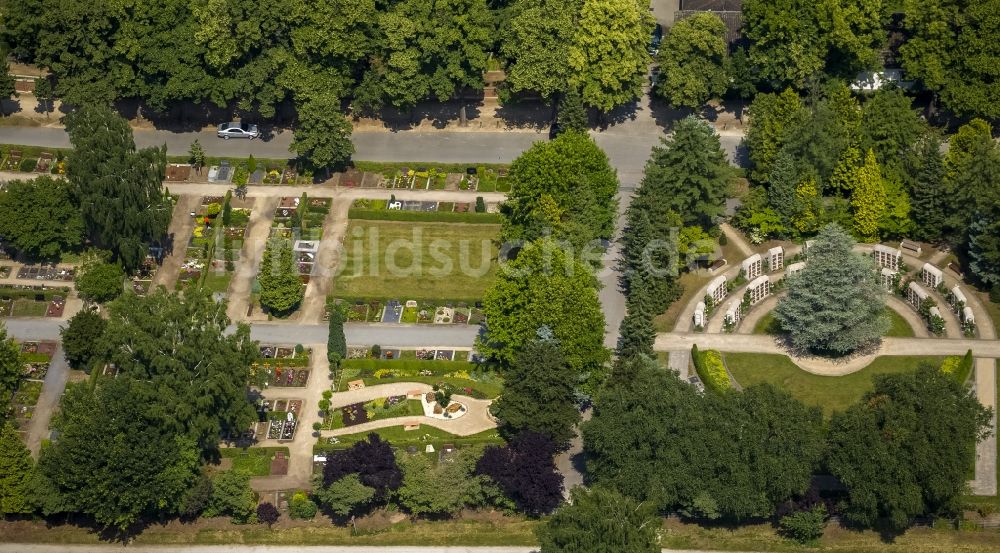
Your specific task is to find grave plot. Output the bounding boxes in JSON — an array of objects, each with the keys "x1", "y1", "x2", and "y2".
[
  {"x1": 262, "y1": 398, "x2": 302, "y2": 441},
  {"x1": 252, "y1": 345, "x2": 311, "y2": 388},
  {"x1": 0, "y1": 286, "x2": 70, "y2": 317},
  {"x1": 165, "y1": 163, "x2": 191, "y2": 182},
  {"x1": 322, "y1": 395, "x2": 423, "y2": 431},
  {"x1": 179, "y1": 197, "x2": 224, "y2": 289},
  {"x1": 5, "y1": 341, "x2": 55, "y2": 434},
  {"x1": 129, "y1": 256, "x2": 158, "y2": 296},
  {"x1": 204, "y1": 194, "x2": 255, "y2": 294},
  {"x1": 16, "y1": 264, "x2": 75, "y2": 282},
  {"x1": 459, "y1": 166, "x2": 510, "y2": 192}
]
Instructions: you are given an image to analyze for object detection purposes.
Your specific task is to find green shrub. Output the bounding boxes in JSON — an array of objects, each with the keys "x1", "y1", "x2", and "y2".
[
  {"x1": 348, "y1": 208, "x2": 500, "y2": 224},
  {"x1": 779, "y1": 505, "x2": 827, "y2": 543},
  {"x1": 692, "y1": 346, "x2": 731, "y2": 394},
  {"x1": 941, "y1": 350, "x2": 974, "y2": 384},
  {"x1": 289, "y1": 491, "x2": 318, "y2": 519},
  {"x1": 18, "y1": 158, "x2": 37, "y2": 172}
]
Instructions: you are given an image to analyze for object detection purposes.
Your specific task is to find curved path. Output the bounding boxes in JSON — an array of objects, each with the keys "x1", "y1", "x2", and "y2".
[
  {"x1": 322, "y1": 382, "x2": 495, "y2": 436},
  {"x1": 736, "y1": 293, "x2": 929, "y2": 339},
  {"x1": 655, "y1": 332, "x2": 1000, "y2": 369}
]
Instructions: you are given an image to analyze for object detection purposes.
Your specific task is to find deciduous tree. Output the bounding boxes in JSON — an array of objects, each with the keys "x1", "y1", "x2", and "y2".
[
  {"x1": 479, "y1": 238, "x2": 608, "y2": 387},
  {"x1": 568, "y1": 0, "x2": 653, "y2": 113},
  {"x1": 0, "y1": 323, "x2": 22, "y2": 417},
  {"x1": 746, "y1": 89, "x2": 807, "y2": 182},
  {"x1": 583, "y1": 356, "x2": 824, "y2": 519},
  {"x1": 74, "y1": 262, "x2": 125, "y2": 304},
  {"x1": 774, "y1": 223, "x2": 888, "y2": 355},
  {"x1": 99, "y1": 287, "x2": 259, "y2": 456},
  {"x1": 396, "y1": 447, "x2": 487, "y2": 516},
  {"x1": 66, "y1": 105, "x2": 171, "y2": 274},
  {"x1": 827, "y1": 365, "x2": 992, "y2": 529},
  {"x1": 501, "y1": 131, "x2": 618, "y2": 250},
  {"x1": 205, "y1": 469, "x2": 256, "y2": 523},
  {"x1": 501, "y1": 0, "x2": 580, "y2": 101},
  {"x1": 655, "y1": 13, "x2": 729, "y2": 109},
  {"x1": 60, "y1": 308, "x2": 107, "y2": 371},
  {"x1": 536, "y1": 486, "x2": 659, "y2": 553},
  {"x1": 0, "y1": 423, "x2": 33, "y2": 515},
  {"x1": 327, "y1": 305, "x2": 347, "y2": 366},
  {"x1": 34, "y1": 377, "x2": 200, "y2": 529},
  {"x1": 477, "y1": 431, "x2": 564, "y2": 516},
  {"x1": 291, "y1": 96, "x2": 354, "y2": 172},
  {"x1": 0, "y1": 176, "x2": 84, "y2": 259}
]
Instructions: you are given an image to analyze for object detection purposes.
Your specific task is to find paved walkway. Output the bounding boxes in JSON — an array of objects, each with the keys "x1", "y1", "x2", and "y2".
[
  {"x1": 654, "y1": 333, "x2": 1000, "y2": 368},
  {"x1": 300, "y1": 200, "x2": 350, "y2": 323},
  {"x1": 152, "y1": 194, "x2": 200, "y2": 289},
  {"x1": 972, "y1": 358, "x2": 998, "y2": 496},
  {"x1": 225, "y1": 196, "x2": 278, "y2": 321},
  {"x1": 23, "y1": 343, "x2": 69, "y2": 458},
  {"x1": 251, "y1": 344, "x2": 332, "y2": 492}
]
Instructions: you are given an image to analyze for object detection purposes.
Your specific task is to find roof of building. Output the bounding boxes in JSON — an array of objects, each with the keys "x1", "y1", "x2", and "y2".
[
  {"x1": 768, "y1": 246, "x2": 783, "y2": 255},
  {"x1": 922, "y1": 263, "x2": 943, "y2": 277},
  {"x1": 908, "y1": 281, "x2": 928, "y2": 298},
  {"x1": 952, "y1": 286, "x2": 967, "y2": 303},
  {"x1": 874, "y1": 244, "x2": 901, "y2": 255},
  {"x1": 748, "y1": 275, "x2": 769, "y2": 288},
  {"x1": 787, "y1": 261, "x2": 806, "y2": 272}
]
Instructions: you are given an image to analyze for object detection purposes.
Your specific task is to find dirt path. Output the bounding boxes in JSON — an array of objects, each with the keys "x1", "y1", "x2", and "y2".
[
  {"x1": 554, "y1": 409, "x2": 589, "y2": 500},
  {"x1": 152, "y1": 194, "x2": 200, "y2": 290},
  {"x1": 300, "y1": 199, "x2": 350, "y2": 323},
  {"x1": 972, "y1": 358, "x2": 997, "y2": 496},
  {"x1": 226, "y1": 196, "x2": 278, "y2": 322},
  {"x1": 720, "y1": 223, "x2": 754, "y2": 257}
]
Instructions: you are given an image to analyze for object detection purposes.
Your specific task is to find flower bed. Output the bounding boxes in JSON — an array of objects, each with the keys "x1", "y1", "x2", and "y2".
[{"x1": 336, "y1": 359, "x2": 502, "y2": 399}]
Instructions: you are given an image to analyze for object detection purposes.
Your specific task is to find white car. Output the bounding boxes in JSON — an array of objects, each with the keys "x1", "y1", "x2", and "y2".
[{"x1": 216, "y1": 122, "x2": 259, "y2": 140}]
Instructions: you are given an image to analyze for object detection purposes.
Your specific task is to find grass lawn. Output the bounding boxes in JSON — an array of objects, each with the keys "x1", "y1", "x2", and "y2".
[
  {"x1": 12, "y1": 380, "x2": 43, "y2": 406},
  {"x1": 317, "y1": 426, "x2": 502, "y2": 452},
  {"x1": 201, "y1": 271, "x2": 233, "y2": 294},
  {"x1": 655, "y1": 271, "x2": 712, "y2": 332},
  {"x1": 752, "y1": 308, "x2": 915, "y2": 338},
  {"x1": 219, "y1": 446, "x2": 290, "y2": 477},
  {"x1": 335, "y1": 374, "x2": 502, "y2": 400},
  {"x1": 332, "y1": 220, "x2": 499, "y2": 302},
  {"x1": 11, "y1": 299, "x2": 47, "y2": 317},
  {"x1": 724, "y1": 353, "x2": 945, "y2": 416}
]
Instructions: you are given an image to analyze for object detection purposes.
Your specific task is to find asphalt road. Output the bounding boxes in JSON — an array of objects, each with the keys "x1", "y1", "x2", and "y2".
[
  {"x1": 0, "y1": 126, "x2": 744, "y2": 184},
  {"x1": 2, "y1": 318, "x2": 480, "y2": 349}
]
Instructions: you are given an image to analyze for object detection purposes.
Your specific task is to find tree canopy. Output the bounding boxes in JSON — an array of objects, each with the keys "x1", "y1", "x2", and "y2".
[
  {"x1": 501, "y1": 131, "x2": 619, "y2": 251},
  {"x1": 258, "y1": 238, "x2": 304, "y2": 316},
  {"x1": 827, "y1": 365, "x2": 992, "y2": 529},
  {"x1": 536, "y1": 486, "x2": 660, "y2": 553},
  {"x1": 34, "y1": 377, "x2": 201, "y2": 529},
  {"x1": 567, "y1": 0, "x2": 653, "y2": 113},
  {"x1": 65, "y1": 105, "x2": 171, "y2": 274},
  {"x1": 774, "y1": 224, "x2": 888, "y2": 355},
  {"x1": 479, "y1": 238, "x2": 608, "y2": 387},
  {"x1": 98, "y1": 287, "x2": 258, "y2": 456},
  {"x1": 490, "y1": 335, "x2": 580, "y2": 449},
  {"x1": 0, "y1": 176, "x2": 84, "y2": 259},
  {"x1": 583, "y1": 356, "x2": 824, "y2": 520},
  {"x1": 655, "y1": 13, "x2": 730, "y2": 109}
]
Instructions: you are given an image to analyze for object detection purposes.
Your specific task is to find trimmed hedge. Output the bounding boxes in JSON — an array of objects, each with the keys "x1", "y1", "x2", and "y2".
[
  {"x1": 340, "y1": 358, "x2": 476, "y2": 376},
  {"x1": 0, "y1": 287, "x2": 71, "y2": 301},
  {"x1": 348, "y1": 208, "x2": 501, "y2": 224},
  {"x1": 692, "y1": 345, "x2": 732, "y2": 395}
]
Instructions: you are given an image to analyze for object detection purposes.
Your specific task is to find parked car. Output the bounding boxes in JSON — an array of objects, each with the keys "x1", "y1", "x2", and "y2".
[{"x1": 216, "y1": 122, "x2": 260, "y2": 140}]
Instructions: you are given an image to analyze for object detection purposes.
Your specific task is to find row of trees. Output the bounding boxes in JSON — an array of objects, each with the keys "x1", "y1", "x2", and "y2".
[
  {"x1": 0, "y1": 104, "x2": 171, "y2": 272},
  {"x1": 2, "y1": 0, "x2": 654, "y2": 117},
  {"x1": 576, "y1": 355, "x2": 989, "y2": 542},
  {"x1": 653, "y1": 1, "x2": 1000, "y2": 120},
  {"x1": 734, "y1": 84, "x2": 1000, "y2": 289},
  {"x1": 309, "y1": 431, "x2": 563, "y2": 519},
  {"x1": 617, "y1": 116, "x2": 733, "y2": 358},
  {"x1": 0, "y1": 288, "x2": 260, "y2": 528}
]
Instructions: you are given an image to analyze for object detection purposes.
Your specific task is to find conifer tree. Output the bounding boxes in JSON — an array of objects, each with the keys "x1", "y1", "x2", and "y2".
[{"x1": 851, "y1": 150, "x2": 888, "y2": 241}]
